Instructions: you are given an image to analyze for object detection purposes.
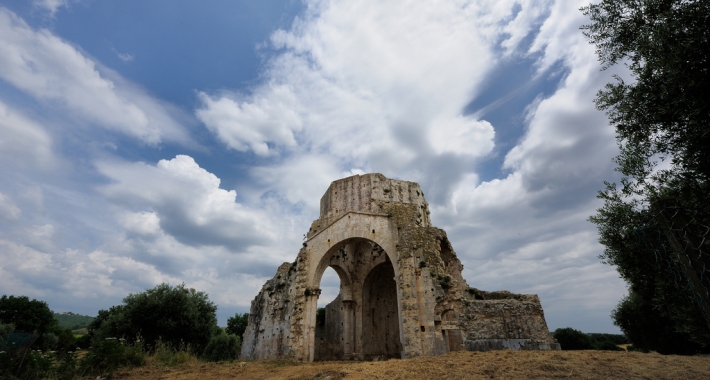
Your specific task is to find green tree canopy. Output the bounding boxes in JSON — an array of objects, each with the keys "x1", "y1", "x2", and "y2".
[
  {"x1": 90, "y1": 283, "x2": 219, "y2": 353},
  {"x1": 552, "y1": 328, "x2": 593, "y2": 350},
  {"x1": 226, "y1": 313, "x2": 249, "y2": 340},
  {"x1": 583, "y1": 0, "x2": 710, "y2": 354},
  {"x1": 0, "y1": 295, "x2": 57, "y2": 336}
]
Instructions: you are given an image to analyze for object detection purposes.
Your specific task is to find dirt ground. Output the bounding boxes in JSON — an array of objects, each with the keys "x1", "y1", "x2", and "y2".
[{"x1": 114, "y1": 350, "x2": 710, "y2": 380}]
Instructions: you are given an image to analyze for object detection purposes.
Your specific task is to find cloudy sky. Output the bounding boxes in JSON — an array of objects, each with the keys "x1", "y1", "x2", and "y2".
[{"x1": 0, "y1": 0, "x2": 628, "y2": 333}]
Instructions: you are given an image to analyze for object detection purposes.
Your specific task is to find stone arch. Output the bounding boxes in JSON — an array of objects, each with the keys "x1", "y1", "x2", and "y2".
[
  {"x1": 303, "y1": 218, "x2": 405, "y2": 361},
  {"x1": 304, "y1": 212, "x2": 401, "y2": 289}
]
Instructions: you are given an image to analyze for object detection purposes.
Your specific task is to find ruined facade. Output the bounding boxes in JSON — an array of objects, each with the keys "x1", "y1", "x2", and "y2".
[{"x1": 241, "y1": 173, "x2": 559, "y2": 361}]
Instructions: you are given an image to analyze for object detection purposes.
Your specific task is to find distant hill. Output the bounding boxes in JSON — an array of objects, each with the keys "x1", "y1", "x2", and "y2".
[{"x1": 53, "y1": 312, "x2": 95, "y2": 331}]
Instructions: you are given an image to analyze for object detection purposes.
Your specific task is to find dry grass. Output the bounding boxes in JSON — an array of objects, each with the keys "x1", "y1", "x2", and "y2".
[{"x1": 113, "y1": 350, "x2": 710, "y2": 380}]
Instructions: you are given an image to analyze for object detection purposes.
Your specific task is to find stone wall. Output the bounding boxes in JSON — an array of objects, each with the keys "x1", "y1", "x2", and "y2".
[
  {"x1": 314, "y1": 294, "x2": 345, "y2": 361},
  {"x1": 459, "y1": 296, "x2": 556, "y2": 342},
  {"x1": 240, "y1": 173, "x2": 558, "y2": 361},
  {"x1": 240, "y1": 262, "x2": 298, "y2": 360}
]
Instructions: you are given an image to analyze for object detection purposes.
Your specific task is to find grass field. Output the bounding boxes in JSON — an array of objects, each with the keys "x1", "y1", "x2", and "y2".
[{"x1": 113, "y1": 349, "x2": 710, "y2": 379}]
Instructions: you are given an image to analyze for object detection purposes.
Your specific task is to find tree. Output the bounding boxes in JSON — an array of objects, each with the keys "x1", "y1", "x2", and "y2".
[
  {"x1": 0, "y1": 295, "x2": 57, "y2": 336},
  {"x1": 91, "y1": 283, "x2": 219, "y2": 353},
  {"x1": 583, "y1": 0, "x2": 710, "y2": 353},
  {"x1": 552, "y1": 328, "x2": 593, "y2": 350},
  {"x1": 225, "y1": 313, "x2": 249, "y2": 341}
]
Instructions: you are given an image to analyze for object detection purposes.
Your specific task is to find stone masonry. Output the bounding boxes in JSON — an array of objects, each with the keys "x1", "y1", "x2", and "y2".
[{"x1": 240, "y1": 173, "x2": 559, "y2": 361}]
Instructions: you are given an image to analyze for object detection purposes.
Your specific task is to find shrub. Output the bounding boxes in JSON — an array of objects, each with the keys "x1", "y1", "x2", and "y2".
[
  {"x1": 553, "y1": 328, "x2": 594, "y2": 350},
  {"x1": 595, "y1": 341, "x2": 625, "y2": 351},
  {"x1": 90, "y1": 283, "x2": 219, "y2": 353},
  {"x1": 203, "y1": 332, "x2": 240, "y2": 362},
  {"x1": 152, "y1": 339, "x2": 194, "y2": 366},
  {"x1": 56, "y1": 328, "x2": 77, "y2": 356},
  {"x1": 81, "y1": 338, "x2": 145, "y2": 377}
]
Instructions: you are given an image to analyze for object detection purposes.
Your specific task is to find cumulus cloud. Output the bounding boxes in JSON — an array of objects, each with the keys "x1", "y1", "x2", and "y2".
[
  {"x1": 195, "y1": 0, "x2": 549, "y2": 191},
  {"x1": 0, "y1": 7, "x2": 190, "y2": 145},
  {"x1": 97, "y1": 155, "x2": 278, "y2": 250},
  {"x1": 436, "y1": 0, "x2": 627, "y2": 330},
  {"x1": 196, "y1": 85, "x2": 303, "y2": 156}
]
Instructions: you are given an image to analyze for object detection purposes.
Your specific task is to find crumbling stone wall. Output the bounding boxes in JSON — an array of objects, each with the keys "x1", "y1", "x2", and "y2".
[
  {"x1": 240, "y1": 173, "x2": 558, "y2": 361},
  {"x1": 314, "y1": 294, "x2": 345, "y2": 361}
]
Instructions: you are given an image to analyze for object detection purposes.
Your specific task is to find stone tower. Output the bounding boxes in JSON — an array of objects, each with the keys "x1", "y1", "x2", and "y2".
[{"x1": 240, "y1": 173, "x2": 558, "y2": 361}]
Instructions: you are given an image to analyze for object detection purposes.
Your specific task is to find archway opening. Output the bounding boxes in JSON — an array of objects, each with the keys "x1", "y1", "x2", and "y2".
[
  {"x1": 318, "y1": 267, "x2": 340, "y2": 308},
  {"x1": 362, "y1": 260, "x2": 402, "y2": 359},
  {"x1": 314, "y1": 266, "x2": 348, "y2": 361}
]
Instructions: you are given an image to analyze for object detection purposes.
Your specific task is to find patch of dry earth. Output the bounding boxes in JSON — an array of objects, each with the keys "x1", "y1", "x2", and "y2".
[{"x1": 113, "y1": 350, "x2": 710, "y2": 380}]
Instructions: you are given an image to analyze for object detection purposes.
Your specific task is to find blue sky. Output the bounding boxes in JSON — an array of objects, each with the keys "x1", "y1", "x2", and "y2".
[{"x1": 0, "y1": 0, "x2": 628, "y2": 333}]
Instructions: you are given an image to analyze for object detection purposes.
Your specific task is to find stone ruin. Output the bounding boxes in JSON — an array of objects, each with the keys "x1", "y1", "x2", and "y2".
[{"x1": 241, "y1": 173, "x2": 559, "y2": 361}]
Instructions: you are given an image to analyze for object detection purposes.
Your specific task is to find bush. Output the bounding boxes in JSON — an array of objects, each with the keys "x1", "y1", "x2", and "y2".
[
  {"x1": 56, "y1": 328, "x2": 77, "y2": 356},
  {"x1": 81, "y1": 338, "x2": 145, "y2": 377},
  {"x1": 553, "y1": 328, "x2": 594, "y2": 350},
  {"x1": 226, "y1": 313, "x2": 249, "y2": 340},
  {"x1": 90, "y1": 283, "x2": 219, "y2": 353},
  {"x1": 151, "y1": 339, "x2": 194, "y2": 366},
  {"x1": 203, "y1": 332, "x2": 240, "y2": 362}
]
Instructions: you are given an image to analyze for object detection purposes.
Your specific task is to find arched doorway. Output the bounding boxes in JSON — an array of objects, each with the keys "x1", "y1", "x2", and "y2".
[
  {"x1": 362, "y1": 260, "x2": 402, "y2": 359},
  {"x1": 310, "y1": 237, "x2": 403, "y2": 361},
  {"x1": 314, "y1": 266, "x2": 352, "y2": 360}
]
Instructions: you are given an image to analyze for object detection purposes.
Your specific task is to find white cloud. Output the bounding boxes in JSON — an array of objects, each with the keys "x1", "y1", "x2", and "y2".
[
  {"x1": 117, "y1": 52, "x2": 134, "y2": 62},
  {"x1": 429, "y1": 115, "x2": 495, "y2": 156},
  {"x1": 0, "y1": 100, "x2": 53, "y2": 168},
  {"x1": 33, "y1": 0, "x2": 68, "y2": 17},
  {"x1": 195, "y1": 0, "x2": 550, "y2": 176},
  {"x1": 0, "y1": 193, "x2": 21, "y2": 220},
  {"x1": 436, "y1": 0, "x2": 627, "y2": 331},
  {"x1": 97, "y1": 155, "x2": 279, "y2": 250},
  {"x1": 0, "y1": 8, "x2": 190, "y2": 145},
  {"x1": 196, "y1": 84, "x2": 303, "y2": 156}
]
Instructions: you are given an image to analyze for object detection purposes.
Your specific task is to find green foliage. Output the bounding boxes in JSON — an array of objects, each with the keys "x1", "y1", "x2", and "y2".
[
  {"x1": 80, "y1": 338, "x2": 146, "y2": 377},
  {"x1": 56, "y1": 328, "x2": 77, "y2": 356},
  {"x1": 152, "y1": 339, "x2": 194, "y2": 366},
  {"x1": 226, "y1": 313, "x2": 249, "y2": 340},
  {"x1": 587, "y1": 333, "x2": 626, "y2": 346},
  {"x1": 0, "y1": 295, "x2": 57, "y2": 340},
  {"x1": 90, "y1": 283, "x2": 219, "y2": 353},
  {"x1": 552, "y1": 328, "x2": 593, "y2": 350},
  {"x1": 437, "y1": 275, "x2": 452, "y2": 290},
  {"x1": 54, "y1": 312, "x2": 95, "y2": 331},
  {"x1": 316, "y1": 308, "x2": 326, "y2": 327},
  {"x1": 203, "y1": 332, "x2": 240, "y2": 362},
  {"x1": 612, "y1": 292, "x2": 705, "y2": 355},
  {"x1": 0, "y1": 346, "x2": 53, "y2": 380},
  {"x1": 583, "y1": 0, "x2": 710, "y2": 354},
  {"x1": 0, "y1": 322, "x2": 14, "y2": 341},
  {"x1": 75, "y1": 334, "x2": 91, "y2": 350}
]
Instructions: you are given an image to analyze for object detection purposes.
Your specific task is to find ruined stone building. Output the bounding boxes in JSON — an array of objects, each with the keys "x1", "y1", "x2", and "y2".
[{"x1": 241, "y1": 174, "x2": 559, "y2": 361}]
